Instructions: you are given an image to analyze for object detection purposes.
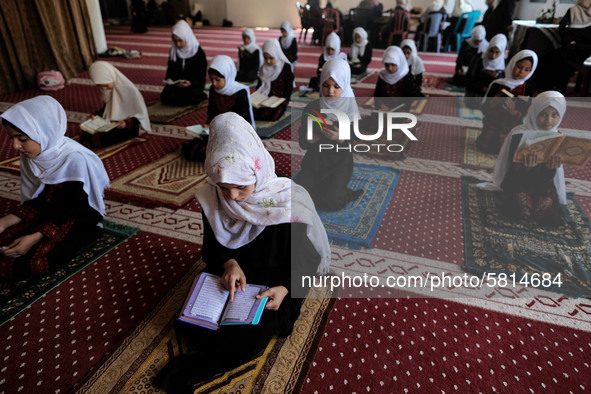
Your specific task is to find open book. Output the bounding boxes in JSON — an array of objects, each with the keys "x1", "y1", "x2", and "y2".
[
  {"x1": 185, "y1": 124, "x2": 210, "y2": 137},
  {"x1": 178, "y1": 272, "x2": 269, "y2": 331},
  {"x1": 163, "y1": 79, "x2": 186, "y2": 85},
  {"x1": 250, "y1": 91, "x2": 286, "y2": 109},
  {"x1": 80, "y1": 116, "x2": 118, "y2": 134},
  {"x1": 513, "y1": 131, "x2": 591, "y2": 168}
]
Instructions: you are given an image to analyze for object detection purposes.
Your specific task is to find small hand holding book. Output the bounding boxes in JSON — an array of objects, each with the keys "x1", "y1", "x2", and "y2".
[{"x1": 513, "y1": 131, "x2": 591, "y2": 168}]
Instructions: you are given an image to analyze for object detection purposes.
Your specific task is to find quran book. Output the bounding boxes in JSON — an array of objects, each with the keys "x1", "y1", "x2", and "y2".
[
  {"x1": 185, "y1": 124, "x2": 210, "y2": 137},
  {"x1": 513, "y1": 132, "x2": 591, "y2": 168},
  {"x1": 178, "y1": 272, "x2": 269, "y2": 331},
  {"x1": 163, "y1": 79, "x2": 186, "y2": 85},
  {"x1": 250, "y1": 91, "x2": 286, "y2": 108},
  {"x1": 80, "y1": 116, "x2": 118, "y2": 134}
]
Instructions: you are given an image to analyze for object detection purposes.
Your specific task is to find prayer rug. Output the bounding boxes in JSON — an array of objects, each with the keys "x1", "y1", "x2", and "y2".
[
  {"x1": 106, "y1": 149, "x2": 207, "y2": 209},
  {"x1": 460, "y1": 128, "x2": 496, "y2": 170},
  {"x1": 255, "y1": 108, "x2": 302, "y2": 139},
  {"x1": 461, "y1": 176, "x2": 591, "y2": 298},
  {"x1": 318, "y1": 163, "x2": 401, "y2": 249},
  {"x1": 147, "y1": 99, "x2": 207, "y2": 124},
  {"x1": 422, "y1": 74, "x2": 465, "y2": 93},
  {"x1": 0, "y1": 220, "x2": 139, "y2": 326},
  {"x1": 76, "y1": 259, "x2": 336, "y2": 394},
  {"x1": 0, "y1": 137, "x2": 147, "y2": 175},
  {"x1": 458, "y1": 96, "x2": 483, "y2": 120},
  {"x1": 351, "y1": 70, "x2": 373, "y2": 83}
]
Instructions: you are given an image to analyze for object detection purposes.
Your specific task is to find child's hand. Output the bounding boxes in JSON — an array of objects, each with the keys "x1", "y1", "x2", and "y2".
[
  {"x1": 546, "y1": 154, "x2": 562, "y2": 169},
  {"x1": 324, "y1": 128, "x2": 342, "y2": 142},
  {"x1": 2, "y1": 232, "x2": 43, "y2": 258},
  {"x1": 115, "y1": 120, "x2": 127, "y2": 129},
  {"x1": 178, "y1": 80, "x2": 191, "y2": 88},
  {"x1": 501, "y1": 98, "x2": 517, "y2": 115},
  {"x1": 523, "y1": 152, "x2": 539, "y2": 167},
  {"x1": 256, "y1": 286, "x2": 288, "y2": 310},
  {"x1": 222, "y1": 259, "x2": 247, "y2": 302}
]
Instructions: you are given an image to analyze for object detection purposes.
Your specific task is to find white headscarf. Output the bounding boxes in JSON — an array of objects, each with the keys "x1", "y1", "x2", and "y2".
[
  {"x1": 486, "y1": 49, "x2": 538, "y2": 95},
  {"x1": 490, "y1": 91, "x2": 567, "y2": 204},
  {"x1": 279, "y1": 21, "x2": 296, "y2": 50},
  {"x1": 323, "y1": 32, "x2": 348, "y2": 62},
  {"x1": 209, "y1": 55, "x2": 256, "y2": 129},
  {"x1": 0, "y1": 96, "x2": 109, "y2": 216},
  {"x1": 452, "y1": 0, "x2": 473, "y2": 17},
  {"x1": 88, "y1": 61, "x2": 151, "y2": 132},
  {"x1": 241, "y1": 28, "x2": 264, "y2": 67},
  {"x1": 350, "y1": 27, "x2": 369, "y2": 61},
  {"x1": 319, "y1": 58, "x2": 360, "y2": 121},
  {"x1": 194, "y1": 112, "x2": 331, "y2": 274},
  {"x1": 378, "y1": 45, "x2": 410, "y2": 85},
  {"x1": 401, "y1": 39, "x2": 425, "y2": 76},
  {"x1": 466, "y1": 25, "x2": 488, "y2": 53},
  {"x1": 256, "y1": 39, "x2": 291, "y2": 97},
  {"x1": 169, "y1": 19, "x2": 199, "y2": 68},
  {"x1": 482, "y1": 34, "x2": 507, "y2": 71}
]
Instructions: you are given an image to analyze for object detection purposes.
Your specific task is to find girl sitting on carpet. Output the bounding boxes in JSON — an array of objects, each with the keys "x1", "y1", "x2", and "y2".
[
  {"x1": 477, "y1": 49, "x2": 538, "y2": 154},
  {"x1": 308, "y1": 32, "x2": 347, "y2": 90},
  {"x1": 488, "y1": 91, "x2": 567, "y2": 226},
  {"x1": 0, "y1": 96, "x2": 109, "y2": 279},
  {"x1": 253, "y1": 39, "x2": 294, "y2": 122},
  {"x1": 465, "y1": 33, "x2": 507, "y2": 98},
  {"x1": 295, "y1": 58, "x2": 364, "y2": 211},
  {"x1": 181, "y1": 55, "x2": 255, "y2": 161},
  {"x1": 153, "y1": 112, "x2": 330, "y2": 392},
  {"x1": 279, "y1": 21, "x2": 298, "y2": 64},
  {"x1": 160, "y1": 20, "x2": 207, "y2": 107},
  {"x1": 451, "y1": 25, "x2": 488, "y2": 86},
  {"x1": 86, "y1": 61, "x2": 151, "y2": 148},
  {"x1": 348, "y1": 27, "x2": 373, "y2": 75},
  {"x1": 236, "y1": 28, "x2": 263, "y2": 83},
  {"x1": 401, "y1": 39, "x2": 425, "y2": 96},
  {"x1": 373, "y1": 46, "x2": 419, "y2": 111}
]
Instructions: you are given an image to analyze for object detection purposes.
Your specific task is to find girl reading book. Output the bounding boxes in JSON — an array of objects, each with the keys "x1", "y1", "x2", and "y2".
[
  {"x1": 401, "y1": 39, "x2": 425, "y2": 96},
  {"x1": 160, "y1": 20, "x2": 207, "y2": 106},
  {"x1": 373, "y1": 46, "x2": 419, "y2": 110},
  {"x1": 348, "y1": 27, "x2": 373, "y2": 75},
  {"x1": 236, "y1": 28, "x2": 263, "y2": 83},
  {"x1": 295, "y1": 58, "x2": 364, "y2": 211},
  {"x1": 465, "y1": 33, "x2": 507, "y2": 98},
  {"x1": 308, "y1": 32, "x2": 347, "y2": 89},
  {"x1": 477, "y1": 49, "x2": 538, "y2": 154},
  {"x1": 451, "y1": 25, "x2": 488, "y2": 86},
  {"x1": 0, "y1": 96, "x2": 109, "y2": 279},
  {"x1": 279, "y1": 21, "x2": 298, "y2": 64},
  {"x1": 489, "y1": 91, "x2": 567, "y2": 226},
  {"x1": 86, "y1": 61, "x2": 151, "y2": 148},
  {"x1": 153, "y1": 112, "x2": 330, "y2": 391},
  {"x1": 253, "y1": 39, "x2": 294, "y2": 121}
]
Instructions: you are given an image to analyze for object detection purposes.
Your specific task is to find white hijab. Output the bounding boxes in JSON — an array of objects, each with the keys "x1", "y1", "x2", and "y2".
[
  {"x1": 401, "y1": 39, "x2": 425, "y2": 76},
  {"x1": 319, "y1": 58, "x2": 360, "y2": 121},
  {"x1": 323, "y1": 32, "x2": 348, "y2": 62},
  {"x1": 241, "y1": 28, "x2": 264, "y2": 67},
  {"x1": 279, "y1": 21, "x2": 296, "y2": 50},
  {"x1": 378, "y1": 45, "x2": 410, "y2": 85},
  {"x1": 194, "y1": 112, "x2": 331, "y2": 274},
  {"x1": 257, "y1": 39, "x2": 291, "y2": 97},
  {"x1": 350, "y1": 27, "x2": 369, "y2": 60},
  {"x1": 169, "y1": 19, "x2": 200, "y2": 68},
  {"x1": 452, "y1": 0, "x2": 473, "y2": 17},
  {"x1": 486, "y1": 49, "x2": 538, "y2": 95},
  {"x1": 209, "y1": 55, "x2": 256, "y2": 129},
  {"x1": 466, "y1": 25, "x2": 488, "y2": 53},
  {"x1": 490, "y1": 91, "x2": 567, "y2": 205},
  {"x1": 482, "y1": 34, "x2": 507, "y2": 71},
  {"x1": 0, "y1": 96, "x2": 109, "y2": 216},
  {"x1": 88, "y1": 61, "x2": 151, "y2": 132}
]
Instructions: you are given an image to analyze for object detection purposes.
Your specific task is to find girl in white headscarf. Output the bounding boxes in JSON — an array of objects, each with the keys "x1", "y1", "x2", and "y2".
[
  {"x1": 401, "y1": 39, "x2": 425, "y2": 94},
  {"x1": 348, "y1": 27, "x2": 373, "y2": 75},
  {"x1": 308, "y1": 32, "x2": 347, "y2": 89},
  {"x1": 279, "y1": 21, "x2": 298, "y2": 64},
  {"x1": 296, "y1": 58, "x2": 364, "y2": 211},
  {"x1": 161, "y1": 19, "x2": 207, "y2": 106},
  {"x1": 87, "y1": 61, "x2": 150, "y2": 148},
  {"x1": 374, "y1": 46, "x2": 418, "y2": 110},
  {"x1": 490, "y1": 91, "x2": 567, "y2": 226},
  {"x1": 253, "y1": 39, "x2": 294, "y2": 121},
  {"x1": 452, "y1": 25, "x2": 488, "y2": 86},
  {"x1": 153, "y1": 112, "x2": 330, "y2": 391},
  {"x1": 465, "y1": 33, "x2": 507, "y2": 97},
  {"x1": 237, "y1": 28, "x2": 263, "y2": 83},
  {"x1": 0, "y1": 96, "x2": 109, "y2": 279},
  {"x1": 477, "y1": 49, "x2": 538, "y2": 154}
]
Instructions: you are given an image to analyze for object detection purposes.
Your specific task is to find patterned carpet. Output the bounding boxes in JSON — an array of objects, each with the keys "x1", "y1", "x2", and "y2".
[{"x1": 460, "y1": 127, "x2": 497, "y2": 170}]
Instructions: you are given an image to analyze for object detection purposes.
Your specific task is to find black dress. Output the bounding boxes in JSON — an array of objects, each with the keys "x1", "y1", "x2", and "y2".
[
  {"x1": 293, "y1": 101, "x2": 363, "y2": 211},
  {"x1": 0, "y1": 181, "x2": 103, "y2": 279},
  {"x1": 373, "y1": 73, "x2": 419, "y2": 109},
  {"x1": 465, "y1": 57, "x2": 505, "y2": 98},
  {"x1": 161, "y1": 46, "x2": 208, "y2": 106},
  {"x1": 452, "y1": 41, "x2": 479, "y2": 86},
  {"x1": 236, "y1": 48, "x2": 261, "y2": 83},
  {"x1": 308, "y1": 54, "x2": 327, "y2": 89},
  {"x1": 153, "y1": 214, "x2": 319, "y2": 393},
  {"x1": 348, "y1": 42, "x2": 373, "y2": 75},
  {"x1": 279, "y1": 37, "x2": 298, "y2": 64},
  {"x1": 253, "y1": 63, "x2": 294, "y2": 121}
]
